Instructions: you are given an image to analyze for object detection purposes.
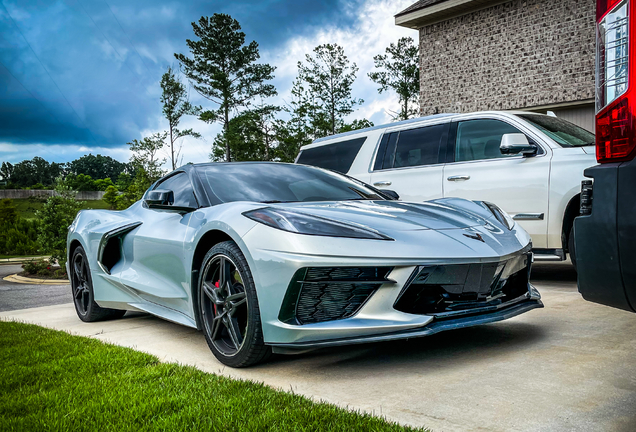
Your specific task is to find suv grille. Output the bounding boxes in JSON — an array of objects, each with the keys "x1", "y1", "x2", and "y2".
[
  {"x1": 394, "y1": 253, "x2": 531, "y2": 318},
  {"x1": 279, "y1": 267, "x2": 393, "y2": 325}
]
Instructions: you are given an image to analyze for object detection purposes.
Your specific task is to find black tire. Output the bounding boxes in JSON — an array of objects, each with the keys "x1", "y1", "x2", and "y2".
[
  {"x1": 199, "y1": 241, "x2": 271, "y2": 368},
  {"x1": 568, "y1": 225, "x2": 577, "y2": 270},
  {"x1": 71, "y1": 246, "x2": 126, "y2": 322}
]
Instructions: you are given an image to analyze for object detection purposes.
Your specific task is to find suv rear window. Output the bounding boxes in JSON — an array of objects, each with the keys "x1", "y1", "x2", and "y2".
[
  {"x1": 296, "y1": 137, "x2": 366, "y2": 174},
  {"x1": 374, "y1": 123, "x2": 449, "y2": 170}
]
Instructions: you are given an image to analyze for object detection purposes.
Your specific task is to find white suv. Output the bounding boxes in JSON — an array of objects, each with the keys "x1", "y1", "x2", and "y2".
[{"x1": 296, "y1": 111, "x2": 596, "y2": 262}]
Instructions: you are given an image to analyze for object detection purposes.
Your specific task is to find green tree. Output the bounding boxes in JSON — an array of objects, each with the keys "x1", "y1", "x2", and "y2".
[
  {"x1": 8, "y1": 157, "x2": 65, "y2": 188},
  {"x1": 68, "y1": 154, "x2": 128, "y2": 180},
  {"x1": 160, "y1": 66, "x2": 202, "y2": 169},
  {"x1": 0, "y1": 162, "x2": 14, "y2": 183},
  {"x1": 0, "y1": 199, "x2": 18, "y2": 226},
  {"x1": 211, "y1": 104, "x2": 281, "y2": 162},
  {"x1": 340, "y1": 118, "x2": 374, "y2": 133},
  {"x1": 103, "y1": 185, "x2": 119, "y2": 210},
  {"x1": 37, "y1": 179, "x2": 84, "y2": 267},
  {"x1": 64, "y1": 173, "x2": 98, "y2": 191},
  {"x1": 368, "y1": 37, "x2": 420, "y2": 120},
  {"x1": 296, "y1": 43, "x2": 363, "y2": 137},
  {"x1": 175, "y1": 14, "x2": 276, "y2": 162},
  {"x1": 128, "y1": 132, "x2": 167, "y2": 182}
]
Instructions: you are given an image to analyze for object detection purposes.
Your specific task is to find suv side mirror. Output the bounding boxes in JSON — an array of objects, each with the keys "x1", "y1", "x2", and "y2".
[{"x1": 500, "y1": 133, "x2": 538, "y2": 157}]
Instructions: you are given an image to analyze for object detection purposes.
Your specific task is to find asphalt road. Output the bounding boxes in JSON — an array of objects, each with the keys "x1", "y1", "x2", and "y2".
[{"x1": 0, "y1": 264, "x2": 72, "y2": 312}]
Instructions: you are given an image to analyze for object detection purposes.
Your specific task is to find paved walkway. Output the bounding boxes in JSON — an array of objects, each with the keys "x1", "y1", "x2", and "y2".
[{"x1": 1, "y1": 263, "x2": 635, "y2": 432}]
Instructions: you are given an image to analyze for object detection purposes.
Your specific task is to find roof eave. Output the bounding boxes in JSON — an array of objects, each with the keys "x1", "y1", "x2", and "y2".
[{"x1": 395, "y1": 0, "x2": 512, "y2": 29}]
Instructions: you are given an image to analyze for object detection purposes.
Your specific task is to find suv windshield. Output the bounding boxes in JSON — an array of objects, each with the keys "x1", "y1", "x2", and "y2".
[
  {"x1": 195, "y1": 163, "x2": 385, "y2": 205},
  {"x1": 518, "y1": 114, "x2": 595, "y2": 147}
]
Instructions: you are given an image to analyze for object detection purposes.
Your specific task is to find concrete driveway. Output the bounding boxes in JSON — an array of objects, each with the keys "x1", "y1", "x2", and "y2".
[{"x1": 1, "y1": 262, "x2": 635, "y2": 432}]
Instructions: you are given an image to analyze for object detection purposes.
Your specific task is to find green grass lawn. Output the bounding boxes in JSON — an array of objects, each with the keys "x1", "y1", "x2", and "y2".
[
  {"x1": 0, "y1": 321, "x2": 427, "y2": 432},
  {"x1": 13, "y1": 198, "x2": 111, "y2": 219}
]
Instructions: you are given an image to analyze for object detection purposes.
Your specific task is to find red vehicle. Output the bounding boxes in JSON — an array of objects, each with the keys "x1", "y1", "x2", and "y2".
[{"x1": 575, "y1": 0, "x2": 636, "y2": 312}]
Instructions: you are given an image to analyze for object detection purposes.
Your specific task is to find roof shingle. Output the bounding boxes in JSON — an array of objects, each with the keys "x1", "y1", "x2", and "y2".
[{"x1": 395, "y1": 0, "x2": 450, "y2": 17}]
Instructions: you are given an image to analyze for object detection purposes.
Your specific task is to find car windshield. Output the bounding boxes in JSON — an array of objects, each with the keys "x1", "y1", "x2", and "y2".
[
  {"x1": 195, "y1": 163, "x2": 386, "y2": 204},
  {"x1": 518, "y1": 114, "x2": 595, "y2": 148}
]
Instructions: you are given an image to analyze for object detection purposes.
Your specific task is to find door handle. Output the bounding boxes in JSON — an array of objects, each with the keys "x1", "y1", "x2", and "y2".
[
  {"x1": 447, "y1": 175, "x2": 470, "y2": 181},
  {"x1": 373, "y1": 181, "x2": 392, "y2": 187}
]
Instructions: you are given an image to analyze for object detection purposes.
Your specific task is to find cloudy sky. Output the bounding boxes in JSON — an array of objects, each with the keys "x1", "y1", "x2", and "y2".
[{"x1": 0, "y1": 0, "x2": 415, "y2": 167}]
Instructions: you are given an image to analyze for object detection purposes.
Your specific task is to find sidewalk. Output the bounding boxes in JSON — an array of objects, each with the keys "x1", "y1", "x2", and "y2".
[{"x1": 0, "y1": 256, "x2": 48, "y2": 264}]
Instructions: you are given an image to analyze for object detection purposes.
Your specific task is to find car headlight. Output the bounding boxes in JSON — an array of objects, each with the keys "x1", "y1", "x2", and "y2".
[
  {"x1": 243, "y1": 208, "x2": 393, "y2": 240},
  {"x1": 481, "y1": 202, "x2": 515, "y2": 230}
]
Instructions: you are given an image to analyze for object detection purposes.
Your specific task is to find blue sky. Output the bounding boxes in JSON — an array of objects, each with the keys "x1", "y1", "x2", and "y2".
[{"x1": 0, "y1": 0, "x2": 415, "y2": 167}]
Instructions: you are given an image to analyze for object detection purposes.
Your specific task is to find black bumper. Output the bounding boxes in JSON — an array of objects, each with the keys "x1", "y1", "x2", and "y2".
[{"x1": 575, "y1": 157, "x2": 636, "y2": 312}]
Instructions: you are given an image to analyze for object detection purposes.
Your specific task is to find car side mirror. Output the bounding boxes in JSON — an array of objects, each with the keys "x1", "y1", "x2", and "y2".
[
  {"x1": 144, "y1": 189, "x2": 197, "y2": 212},
  {"x1": 500, "y1": 133, "x2": 538, "y2": 157},
  {"x1": 145, "y1": 189, "x2": 174, "y2": 206},
  {"x1": 380, "y1": 189, "x2": 400, "y2": 200}
]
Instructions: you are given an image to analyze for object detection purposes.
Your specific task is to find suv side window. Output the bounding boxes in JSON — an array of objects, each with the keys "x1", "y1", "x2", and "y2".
[
  {"x1": 374, "y1": 123, "x2": 448, "y2": 170},
  {"x1": 155, "y1": 172, "x2": 197, "y2": 208},
  {"x1": 455, "y1": 119, "x2": 529, "y2": 162},
  {"x1": 296, "y1": 137, "x2": 367, "y2": 174}
]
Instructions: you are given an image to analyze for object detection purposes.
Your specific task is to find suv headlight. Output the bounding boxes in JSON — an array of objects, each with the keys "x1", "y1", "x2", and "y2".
[
  {"x1": 481, "y1": 202, "x2": 515, "y2": 230},
  {"x1": 243, "y1": 208, "x2": 393, "y2": 240}
]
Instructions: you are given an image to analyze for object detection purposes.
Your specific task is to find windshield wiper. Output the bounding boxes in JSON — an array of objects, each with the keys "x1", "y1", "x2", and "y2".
[{"x1": 259, "y1": 200, "x2": 295, "y2": 203}]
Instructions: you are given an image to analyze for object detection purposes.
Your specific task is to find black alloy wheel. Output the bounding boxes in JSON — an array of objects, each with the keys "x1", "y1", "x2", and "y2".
[
  {"x1": 200, "y1": 241, "x2": 270, "y2": 367},
  {"x1": 71, "y1": 246, "x2": 125, "y2": 322}
]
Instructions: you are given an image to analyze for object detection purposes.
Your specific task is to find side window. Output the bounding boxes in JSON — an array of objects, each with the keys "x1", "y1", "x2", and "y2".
[
  {"x1": 296, "y1": 137, "x2": 367, "y2": 174},
  {"x1": 155, "y1": 172, "x2": 197, "y2": 208},
  {"x1": 374, "y1": 124, "x2": 448, "y2": 170},
  {"x1": 455, "y1": 119, "x2": 527, "y2": 162}
]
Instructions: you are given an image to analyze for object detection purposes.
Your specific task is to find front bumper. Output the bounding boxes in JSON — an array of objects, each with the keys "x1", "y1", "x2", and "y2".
[
  {"x1": 270, "y1": 289, "x2": 542, "y2": 351},
  {"x1": 244, "y1": 225, "x2": 542, "y2": 346}
]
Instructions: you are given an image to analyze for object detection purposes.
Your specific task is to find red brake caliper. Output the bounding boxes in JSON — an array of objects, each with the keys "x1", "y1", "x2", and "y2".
[{"x1": 213, "y1": 281, "x2": 220, "y2": 314}]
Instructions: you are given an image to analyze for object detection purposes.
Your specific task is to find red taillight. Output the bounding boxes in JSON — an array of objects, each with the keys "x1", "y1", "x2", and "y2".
[
  {"x1": 596, "y1": 97, "x2": 636, "y2": 162},
  {"x1": 596, "y1": 0, "x2": 634, "y2": 162},
  {"x1": 598, "y1": 0, "x2": 626, "y2": 20}
]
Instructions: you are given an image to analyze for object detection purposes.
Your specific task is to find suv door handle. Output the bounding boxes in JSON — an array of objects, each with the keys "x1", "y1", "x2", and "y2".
[
  {"x1": 447, "y1": 175, "x2": 470, "y2": 181},
  {"x1": 373, "y1": 181, "x2": 392, "y2": 186}
]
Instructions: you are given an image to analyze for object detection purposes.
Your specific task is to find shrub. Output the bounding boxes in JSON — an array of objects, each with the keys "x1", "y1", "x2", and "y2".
[
  {"x1": 37, "y1": 179, "x2": 84, "y2": 267},
  {"x1": 0, "y1": 203, "x2": 40, "y2": 256}
]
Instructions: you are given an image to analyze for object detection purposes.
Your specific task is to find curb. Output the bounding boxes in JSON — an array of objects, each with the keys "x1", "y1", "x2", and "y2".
[
  {"x1": 3, "y1": 274, "x2": 69, "y2": 285},
  {"x1": 0, "y1": 256, "x2": 49, "y2": 265}
]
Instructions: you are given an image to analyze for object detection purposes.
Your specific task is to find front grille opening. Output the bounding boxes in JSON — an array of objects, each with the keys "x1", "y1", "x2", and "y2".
[
  {"x1": 394, "y1": 254, "x2": 530, "y2": 317},
  {"x1": 279, "y1": 266, "x2": 393, "y2": 325}
]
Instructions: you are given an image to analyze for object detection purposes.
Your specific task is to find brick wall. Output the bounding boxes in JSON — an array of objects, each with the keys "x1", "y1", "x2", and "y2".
[{"x1": 418, "y1": 0, "x2": 595, "y2": 115}]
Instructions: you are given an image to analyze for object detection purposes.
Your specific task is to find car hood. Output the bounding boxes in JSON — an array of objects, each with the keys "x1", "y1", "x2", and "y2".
[{"x1": 273, "y1": 200, "x2": 490, "y2": 232}]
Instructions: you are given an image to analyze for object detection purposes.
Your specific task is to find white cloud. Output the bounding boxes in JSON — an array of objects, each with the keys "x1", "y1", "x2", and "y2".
[
  {"x1": 0, "y1": 142, "x2": 133, "y2": 165},
  {"x1": 263, "y1": 0, "x2": 417, "y2": 125}
]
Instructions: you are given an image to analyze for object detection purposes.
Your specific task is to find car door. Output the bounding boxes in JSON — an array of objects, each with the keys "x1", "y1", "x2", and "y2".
[
  {"x1": 369, "y1": 122, "x2": 449, "y2": 202},
  {"x1": 442, "y1": 118, "x2": 551, "y2": 248},
  {"x1": 117, "y1": 171, "x2": 199, "y2": 316}
]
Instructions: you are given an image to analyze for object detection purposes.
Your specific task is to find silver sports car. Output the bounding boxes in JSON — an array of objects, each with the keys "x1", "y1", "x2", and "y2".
[{"x1": 67, "y1": 162, "x2": 542, "y2": 367}]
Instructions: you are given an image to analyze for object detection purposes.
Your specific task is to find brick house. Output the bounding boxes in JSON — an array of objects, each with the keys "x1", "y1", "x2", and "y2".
[{"x1": 395, "y1": 0, "x2": 596, "y2": 131}]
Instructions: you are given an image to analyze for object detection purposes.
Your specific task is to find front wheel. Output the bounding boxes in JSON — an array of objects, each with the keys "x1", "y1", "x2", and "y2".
[
  {"x1": 71, "y1": 246, "x2": 126, "y2": 322},
  {"x1": 199, "y1": 241, "x2": 271, "y2": 367}
]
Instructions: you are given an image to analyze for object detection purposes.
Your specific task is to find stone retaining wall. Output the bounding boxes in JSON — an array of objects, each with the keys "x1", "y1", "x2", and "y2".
[{"x1": 0, "y1": 190, "x2": 105, "y2": 200}]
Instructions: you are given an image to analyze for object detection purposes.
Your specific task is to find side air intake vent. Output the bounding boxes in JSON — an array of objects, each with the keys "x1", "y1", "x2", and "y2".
[
  {"x1": 97, "y1": 222, "x2": 142, "y2": 274},
  {"x1": 279, "y1": 267, "x2": 394, "y2": 325}
]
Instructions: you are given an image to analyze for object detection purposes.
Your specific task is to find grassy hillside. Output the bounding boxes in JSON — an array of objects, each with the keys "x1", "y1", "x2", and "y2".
[{"x1": 13, "y1": 198, "x2": 112, "y2": 220}]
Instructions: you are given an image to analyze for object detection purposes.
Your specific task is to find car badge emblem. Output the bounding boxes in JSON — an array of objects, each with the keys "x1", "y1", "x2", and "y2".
[{"x1": 463, "y1": 232, "x2": 485, "y2": 242}]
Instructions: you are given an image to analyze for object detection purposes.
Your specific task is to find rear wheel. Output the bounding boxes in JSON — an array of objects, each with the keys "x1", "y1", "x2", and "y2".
[
  {"x1": 199, "y1": 241, "x2": 270, "y2": 367},
  {"x1": 71, "y1": 246, "x2": 125, "y2": 322}
]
